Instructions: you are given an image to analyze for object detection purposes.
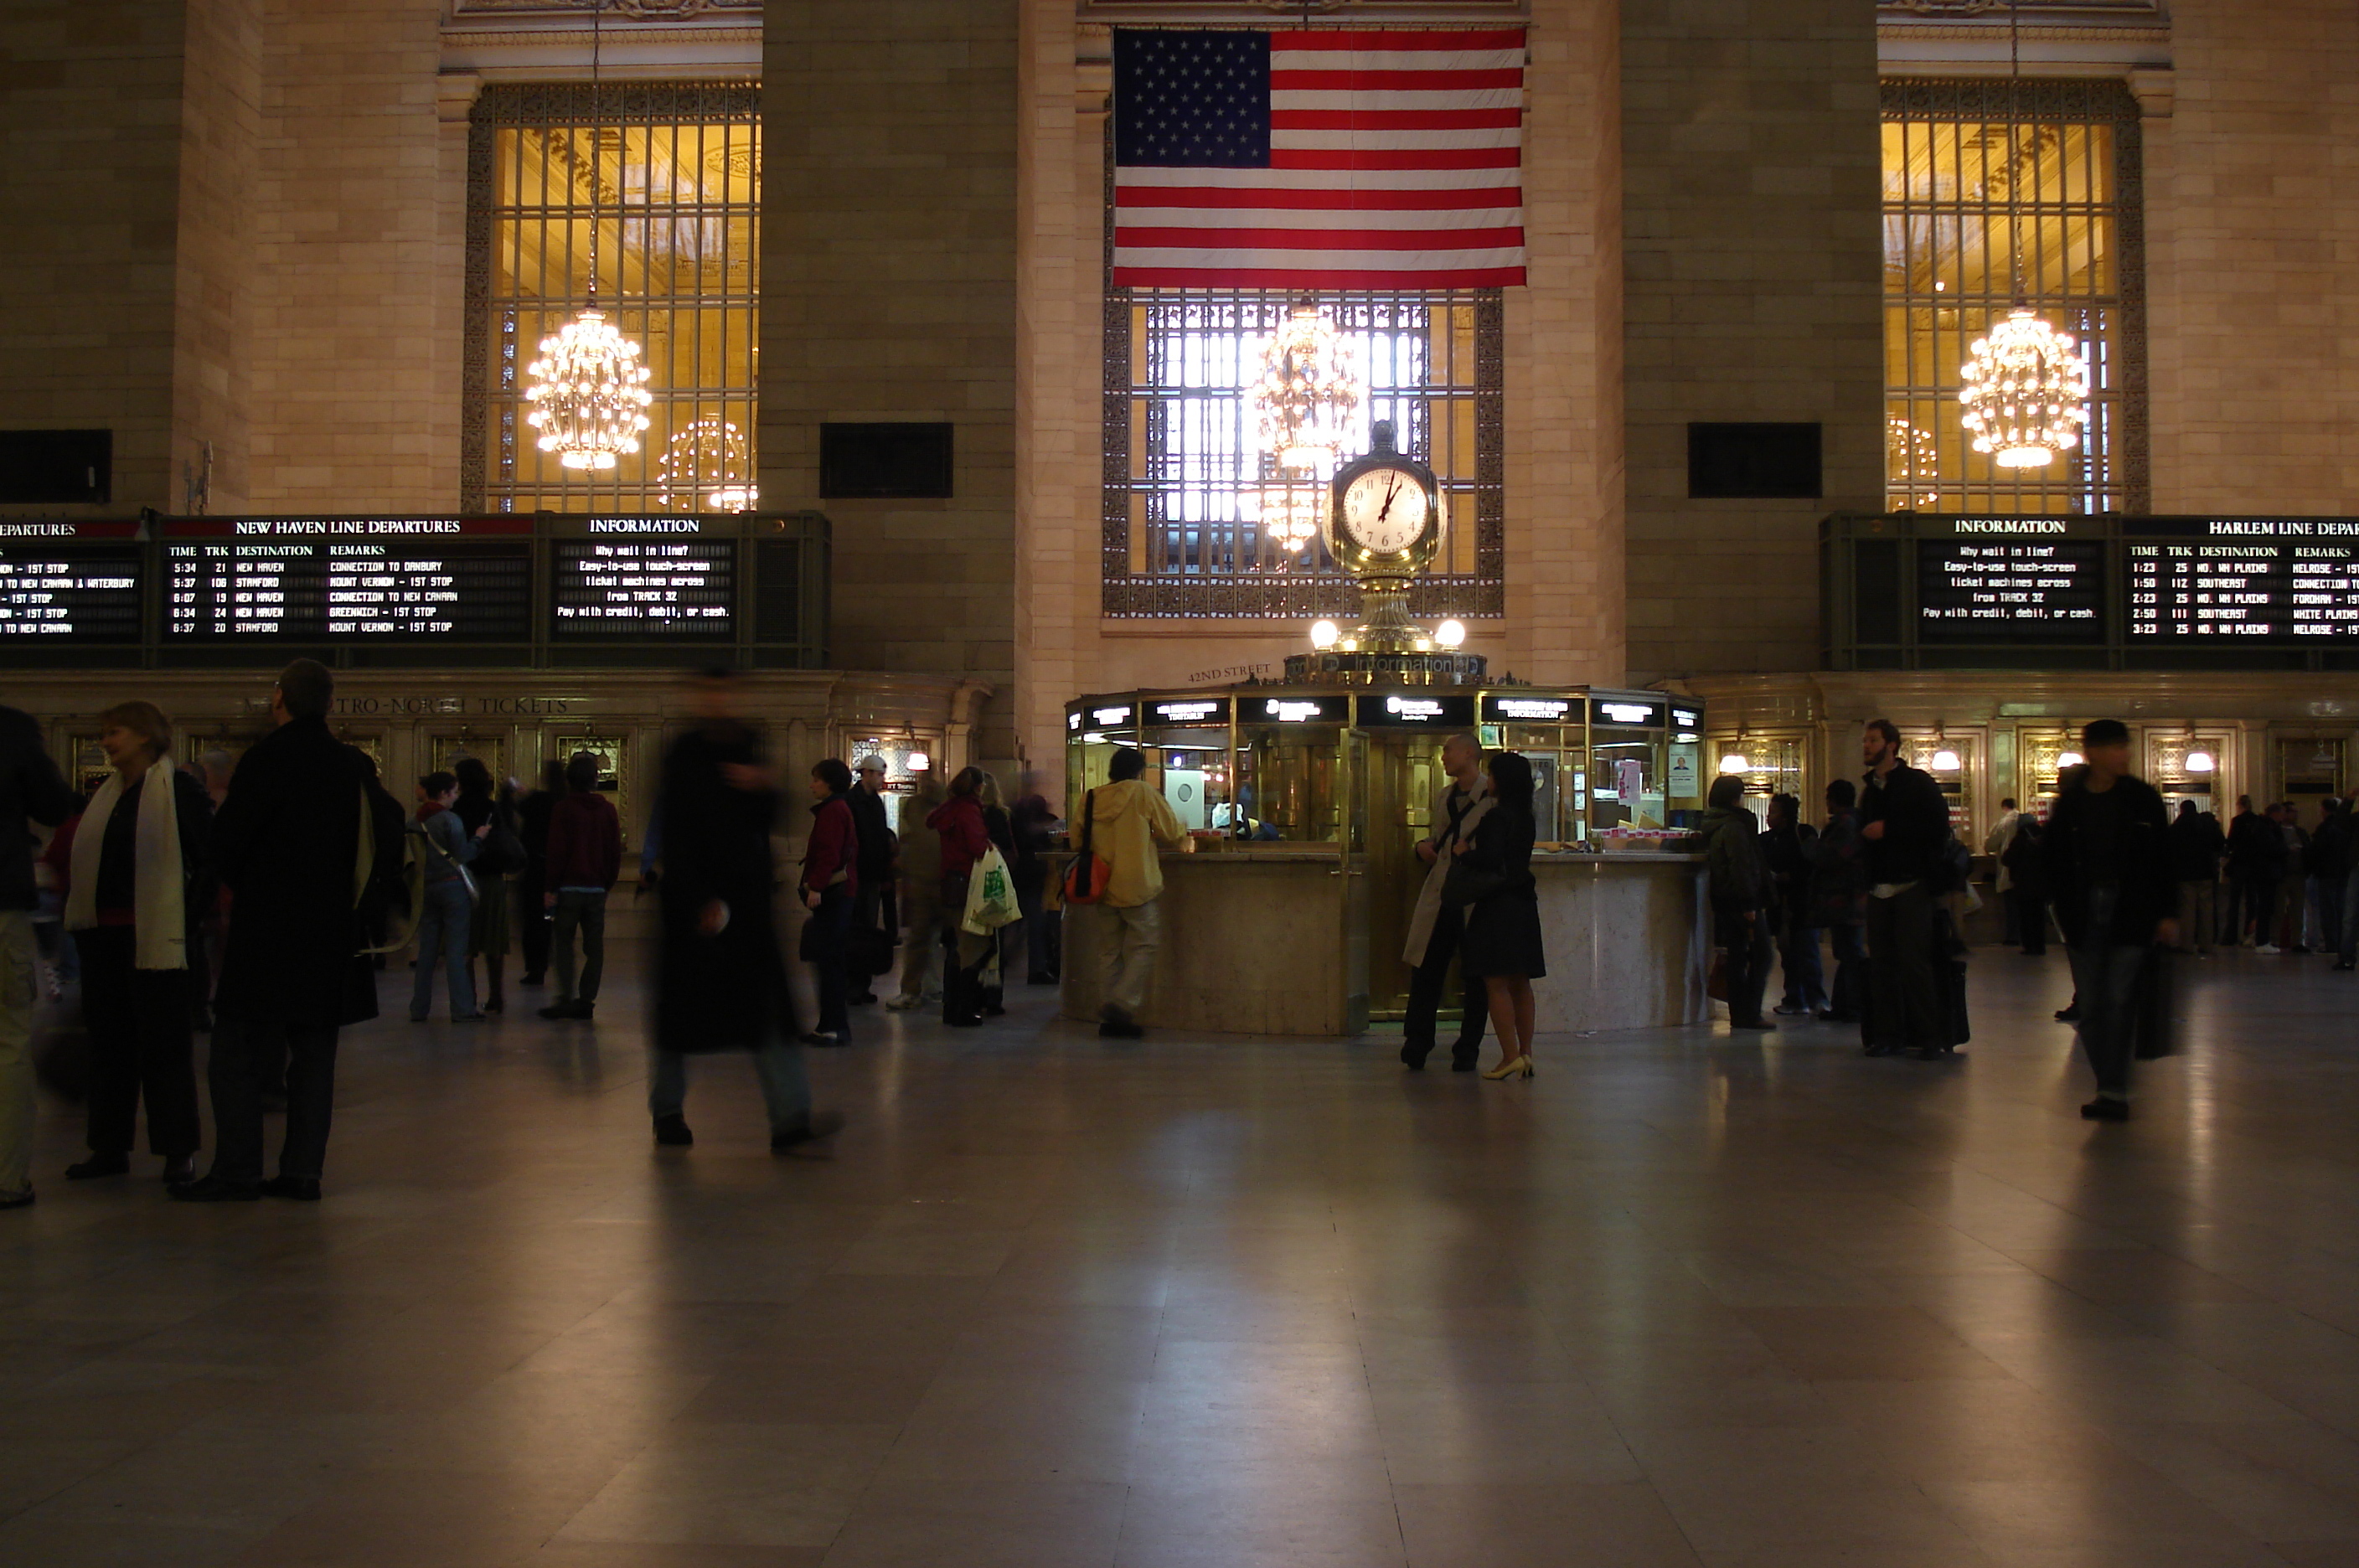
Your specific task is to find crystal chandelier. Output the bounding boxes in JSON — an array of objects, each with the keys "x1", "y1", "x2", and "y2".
[
  {"x1": 521, "y1": 0, "x2": 653, "y2": 474},
  {"x1": 655, "y1": 415, "x2": 754, "y2": 510},
  {"x1": 1957, "y1": 0, "x2": 2088, "y2": 472},
  {"x1": 1250, "y1": 303, "x2": 1360, "y2": 472},
  {"x1": 1242, "y1": 470, "x2": 1325, "y2": 554},
  {"x1": 1887, "y1": 415, "x2": 1941, "y2": 508}
]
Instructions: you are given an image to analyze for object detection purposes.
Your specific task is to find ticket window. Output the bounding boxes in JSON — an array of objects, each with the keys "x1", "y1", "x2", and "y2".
[
  {"x1": 1711, "y1": 735, "x2": 1804, "y2": 815},
  {"x1": 1236, "y1": 725, "x2": 1345, "y2": 843},
  {"x1": 1488, "y1": 725, "x2": 1569, "y2": 842},
  {"x1": 1902, "y1": 732, "x2": 1974, "y2": 843},
  {"x1": 2018, "y1": 732, "x2": 2080, "y2": 819},
  {"x1": 843, "y1": 735, "x2": 940, "y2": 801},
  {"x1": 2275, "y1": 736, "x2": 2346, "y2": 815},
  {"x1": 1145, "y1": 733, "x2": 1232, "y2": 833},
  {"x1": 2150, "y1": 732, "x2": 2230, "y2": 822},
  {"x1": 431, "y1": 735, "x2": 508, "y2": 787}
]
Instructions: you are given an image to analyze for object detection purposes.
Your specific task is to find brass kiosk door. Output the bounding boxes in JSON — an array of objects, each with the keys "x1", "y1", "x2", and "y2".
[{"x1": 1364, "y1": 730, "x2": 1443, "y2": 1019}]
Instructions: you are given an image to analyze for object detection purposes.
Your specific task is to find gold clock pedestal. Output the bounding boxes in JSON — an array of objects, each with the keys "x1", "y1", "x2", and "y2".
[
  {"x1": 1294, "y1": 420, "x2": 1485, "y2": 684},
  {"x1": 1283, "y1": 582, "x2": 1486, "y2": 687}
]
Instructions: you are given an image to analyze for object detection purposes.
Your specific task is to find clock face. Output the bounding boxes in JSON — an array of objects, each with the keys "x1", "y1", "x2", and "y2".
[{"x1": 1339, "y1": 467, "x2": 1430, "y2": 557}]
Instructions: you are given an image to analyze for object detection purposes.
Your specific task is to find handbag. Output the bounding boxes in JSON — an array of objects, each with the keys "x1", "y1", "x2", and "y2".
[
  {"x1": 962, "y1": 844, "x2": 1021, "y2": 935},
  {"x1": 1061, "y1": 789, "x2": 1112, "y2": 905},
  {"x1": 1439, "y1": 857, "x2": 1528, "y2": 910}
]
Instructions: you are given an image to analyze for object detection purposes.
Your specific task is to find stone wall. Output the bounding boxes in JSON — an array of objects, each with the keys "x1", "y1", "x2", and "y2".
[
  {"x1": 759, "y1": 0, "x2": 1021, "y2": 760},
  {"x1": 1619, "y1": 0, "x2": 1884, "y2": 685},
  {"x1": 0, "y1": 2, "x2": 212, "y2": 514},
  {"x1": 245, "y1": 0, "x2": 452, "y2": 513},
  {"x1": 2145, "y1": 0, "x2": 2359, "y2": 515}
]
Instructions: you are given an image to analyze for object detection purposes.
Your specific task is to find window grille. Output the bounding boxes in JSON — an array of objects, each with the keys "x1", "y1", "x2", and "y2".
[
  {"x1": 1103, "y1": 286, "x2": 1504, "y2": 619},
  {"x1": 465, "y1": 83, "x2": 759, "y2": 514},
  {"x1": 1882, "y1": 80, "x2": 2147, "y2": 516}
]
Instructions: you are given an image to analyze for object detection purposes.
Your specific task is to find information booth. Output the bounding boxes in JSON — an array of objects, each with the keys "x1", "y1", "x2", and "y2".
[{"x1": 1058, "y1": 681, "x2": 1711, "y2": 1038}]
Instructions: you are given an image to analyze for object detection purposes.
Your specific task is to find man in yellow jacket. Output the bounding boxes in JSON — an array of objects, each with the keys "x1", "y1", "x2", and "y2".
[{"x1": 1087, "y1": 747, "x2": 1189, "y2": 1039}]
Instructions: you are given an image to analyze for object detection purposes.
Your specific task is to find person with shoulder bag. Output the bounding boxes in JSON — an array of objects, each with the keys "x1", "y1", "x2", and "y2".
[
  {"x1": 1699, "y1": 774, "x2": 1775, "y2": 1032},
  {"x1": 408, "y1": 770, "x2": 487, "y2": 1023},
  {"x1": 1073, "y1": 747, "x2": 1187, "y2": 1040},
  {"x1": 1447, "y1": 750, "x2": 1546, "y2": 1079}
]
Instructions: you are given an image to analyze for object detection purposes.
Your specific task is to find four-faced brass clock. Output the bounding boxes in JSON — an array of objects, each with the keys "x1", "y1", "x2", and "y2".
[{"x1": 1328, "y1": 420, "x2": 1441, "y2": 580}]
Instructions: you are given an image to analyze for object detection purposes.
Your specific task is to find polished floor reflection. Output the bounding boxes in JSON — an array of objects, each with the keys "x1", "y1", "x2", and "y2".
[{"x1": 3, "y1": 946, "x2": 2358, "y2": 1567}]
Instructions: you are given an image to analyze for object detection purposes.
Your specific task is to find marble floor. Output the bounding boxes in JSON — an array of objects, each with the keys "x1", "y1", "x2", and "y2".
[{"x1": 3, "y1": 943, "x2": 2358, "y2": 1568}]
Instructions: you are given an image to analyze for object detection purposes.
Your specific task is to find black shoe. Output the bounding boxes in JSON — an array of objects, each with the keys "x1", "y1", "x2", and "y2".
[
  {"x1": 162, "y1": 1157, "x2": 196, "y2": 1185},
  {"x1": 260, "y1": 1175, "x2": 322, "y2": 1202},
  {"x1": 849, "y1": 991, "x2": 879, "y2": 1006},
  {"x1": 169, "y1": 1175, "x2": 261, "y2": 1202},
  {"x1": 2055, "y1": 1006, "x2": 2081, "y2": 1023},
  {"x1": 519, "y1": 972, "x2": 545, "y2": 987},
  {"x1": 537, "y1": 1003, "x2": 574, "y2": 1020},
  {"x1": 1098, "y1": 1020, "x2": 1144, "y2": 1039},
  {"x1": 1772, "y1": 1003, "x2": 1809, "y2": 1016},
  {"x1": 2336, "y1": 962, "x2": 2355, "y2": 972},
  {"x1": 772, "y1": 1111, "x2": 845, "y2": 1154},
  {"x1": 65, "y1": 1153, "x2": 129, "y2": 1180},
  {"x1": 1448, "y1": 1050, "x2": 1480, "y2": 1073},
  {"x1": 1862, "y1": 1042, "x2": 1901, "y2": 1056},
  {"x1": 800, "y1": 1030, "x2": 849, "y2": 1046},
  {"x1": 653, "y1": 1114, "x2": 694, "y2": 1148},
  {"x1": 1400, "y1": 1039, "x2": 1432, "y2": 1071},
  {"x1": 0, "y1": 1187, "x2": 32, "y2": 1210},
  {"x1": 2079, "y1": 1096, "x2": 2130, "y2": 1122},
  {"x1": 945, "y1": 1014, "x2": 985, "y2": 1029}
]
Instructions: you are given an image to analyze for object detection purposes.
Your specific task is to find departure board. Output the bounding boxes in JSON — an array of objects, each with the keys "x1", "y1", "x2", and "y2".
[
  {"x1": 1918, "y1": 539, "x2": 2105, "y2": 642},
  {"x1": 550, "y1": 534, "x2": 735, "y2": 637},
  {"x1": 163, "y1": 518, "x2": 532, "y2": 641},
  {"x1": 0, "y1": 524, "x2": 142, "y2": 642},
  {"x1": 2126, "y1": 540, "x2": 2359, "y2": 642}
]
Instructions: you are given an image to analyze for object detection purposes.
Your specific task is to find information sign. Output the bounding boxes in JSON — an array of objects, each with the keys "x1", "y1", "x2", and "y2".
[
  {"x1": 2126, "y1": 530, "x2": 2359, "y2": 642},
  {"x1": 0, "y1": 521, "x2": 142, "y2": 642},
  {"x1": 163, "y1": 518, "x2": 531, "y2": 641},
  {"x1": 550, "y1": 534, "x2": 735, "y2": 637},
  {"x1": 1918, "y1": 538, "x2": 2106, "y2": 642}
]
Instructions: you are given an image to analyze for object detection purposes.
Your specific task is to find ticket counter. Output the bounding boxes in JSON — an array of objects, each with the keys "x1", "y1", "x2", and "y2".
[{"x1": 1056, "y1": 683, "x2": 1711, "y2": 1037}]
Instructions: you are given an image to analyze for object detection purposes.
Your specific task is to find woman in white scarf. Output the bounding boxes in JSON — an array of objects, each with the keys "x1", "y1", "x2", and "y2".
[{"x1": 60, "y1": 701, "x2": 213, "y2": 1187}]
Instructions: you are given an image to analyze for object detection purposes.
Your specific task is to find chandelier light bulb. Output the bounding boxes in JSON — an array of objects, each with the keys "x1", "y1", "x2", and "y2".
[
  {"x1": 1434, "y1": 619, "x2": 1466, "y2": 649},
  {"x1": 1959, "y1": 307, "x2": 2091, "y2": 470},
  {"x1": 1243, "y1": 475, "x2": 1326, "y2": 554},
  {"x1": 1251, "y1": 304, "x2": 1361, "y2": 473},
  {"x1": 524, "y1": 307, "x2": 654, "y2": 471},
  {"x1": 1309, "y1": 619, "x2": 1340, "y2": 650}
]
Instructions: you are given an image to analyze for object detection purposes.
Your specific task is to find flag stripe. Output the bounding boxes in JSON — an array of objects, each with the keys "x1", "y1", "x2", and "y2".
[
  {"x1": 1118, "y1": 224, "x2": 1525, "y2": 251},
  {"x1": 1269, "y1": 146, "x2": 1520, "y2": 171},
  {"x1": 1118, "y1": 205, "x2": 1523, "y2": 230},
  {"x1": 1271, "y1": 87, "x2": 1523, "y2": 112},
  {"x1": 1270, "y1": 29, "x2": 1527, "y2": 51},
  {"x1": 1270, "y1": 49, "x2": 1524, "y2": 74},
  {"x1": 1115, "y1": 265, "x2": 1529, "y2": 288},
  {"x1": 1272, "y1": 127, "x2": 1521, "y2": 151},
  {"x1": 1115, "y1": 183, "x2": 1516, "y2": 213},
  {"x1": 1118, "y1": 166, "x2": 1520, "y2": 193},
  {"x1": 1270, "y1": 107, "x2": 1522, "y2": 131},
  {"x1": 1269, "y1": 68, "x2": 1523, "y2": 91}
]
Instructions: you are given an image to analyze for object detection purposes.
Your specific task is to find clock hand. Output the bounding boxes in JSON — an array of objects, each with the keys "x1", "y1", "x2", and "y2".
[{"x1": 1377, "y1": 477, "x2": 1399, "y2": 522}]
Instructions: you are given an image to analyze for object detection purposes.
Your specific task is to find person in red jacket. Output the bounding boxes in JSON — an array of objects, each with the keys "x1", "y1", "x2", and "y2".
[
  {"x1": 537, "y1": 751, "x2": 622, "y2": 1021},
  {"x1": 798, "y1": 758, "x2": 860, "y2": 1045},
  {"x1": 926, "y1": 769, "x2": 995, "y2": 1028}
]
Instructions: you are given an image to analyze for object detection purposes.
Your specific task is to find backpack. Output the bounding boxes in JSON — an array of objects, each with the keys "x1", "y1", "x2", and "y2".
[{"x1": 1061, "y1": 788, "x2": 1112, "y2": 905}]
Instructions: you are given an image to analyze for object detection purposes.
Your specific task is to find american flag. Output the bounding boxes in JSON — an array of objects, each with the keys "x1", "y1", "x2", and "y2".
[{"x1": 1112, "y1": 28, "x2": 1526, "y2": 289}]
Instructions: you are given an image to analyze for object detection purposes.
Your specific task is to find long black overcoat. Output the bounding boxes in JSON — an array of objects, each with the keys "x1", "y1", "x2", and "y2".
[
  {"x1": 210, "y1": 715, "x2": 388, "y2": 1029},
  {"x1": 654, "y1": 722, "x2": 795, "y2": 1053}
]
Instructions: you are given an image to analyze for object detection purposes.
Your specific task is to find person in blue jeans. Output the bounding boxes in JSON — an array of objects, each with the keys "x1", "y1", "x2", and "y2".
[{"x1": 410, "y1": 771, "x2": 488, "y2": 1023}]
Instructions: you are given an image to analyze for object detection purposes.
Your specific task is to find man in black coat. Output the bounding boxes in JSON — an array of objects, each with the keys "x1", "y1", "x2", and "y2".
[
  {"x1": 1, "y1": 704, "x2": 79, "y2": 1210},
  {"x1": 177, "y1": 660, "x2": 399, "y2": 1201},
  {"x1": 2043, "y1": 719, "x2": 2176, "y2": 1122},
  {"x1": 648, "y1": 668, "x2": 839, "y2": 1153},
  {"x1": 1760, "y1": 793, "x2": 1825, "y2": 1017},
  {"x1": 1857, "y1": 718, "x2": 1954, "y2": 1058},
  {"x1": 845, "y1": 756, "x2": 896, "y2": 1004},
  {"x1": 2224, "y1": 794, "x2": 2282, "y2": 948},
  {"x1": 2167, "y1": 799, "x2": 2226, "y2": 957}
]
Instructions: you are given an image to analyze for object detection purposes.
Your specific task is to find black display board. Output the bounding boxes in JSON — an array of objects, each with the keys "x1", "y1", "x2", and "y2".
[
  {"x1": 2127, "y1": 533, "x2": 2359, "y2": 642},
  {"x1": 550, "y1": 536, "x2": 735, "y2": 637},
  {"x1": 0, "y1": 522, "x2": 142, "y2": 642},
  {"x1": 1356, "y1": 693, "x2": 1476, "y2": 728},
  {"x1": 163, "y1": 519, "x2": 532, "y2": 641},
  {"x1": 1918, "y1": 537, "x2": 2106, "y2": 642}
]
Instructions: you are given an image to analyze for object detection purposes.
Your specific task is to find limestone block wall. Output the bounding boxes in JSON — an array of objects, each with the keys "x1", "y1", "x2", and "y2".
[
  {"x1": 759, "y1": 0, "x2": 1021, "y2": 761},
  {"x1": 2145, "y1": 0, "x2": 2359, "y2": 515},
  {"x1": 0, "y1": 1, "x2": 219, "y2": 514},
  {"x1": 244, "y1": 0, "x2": 453, "y2": 513},
  {"x1": 171, "y1": 0, "x2": 263, "y2": 515},
  {"x1": 1620, "y1": 0, "x2": 1883, "y2": 685}
]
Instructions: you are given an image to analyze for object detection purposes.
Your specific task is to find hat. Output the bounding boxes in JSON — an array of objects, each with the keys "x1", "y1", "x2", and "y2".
[{"x1": 854, "y1": 755, "x2": 888, "y2": 774}]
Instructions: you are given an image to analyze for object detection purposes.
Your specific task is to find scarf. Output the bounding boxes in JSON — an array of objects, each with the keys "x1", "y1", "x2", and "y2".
[{"x1": 65, "y1": 755, "x2": 188, "y2": 970}]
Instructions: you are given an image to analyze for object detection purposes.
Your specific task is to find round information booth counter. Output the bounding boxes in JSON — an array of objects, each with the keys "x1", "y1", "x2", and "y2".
[{"x1": 1056, "y1": 673, "x2": 1715, "y2": 1039}]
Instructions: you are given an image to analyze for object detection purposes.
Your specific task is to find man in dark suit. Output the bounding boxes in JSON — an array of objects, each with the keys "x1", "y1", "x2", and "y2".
[{"x1": 176, "y1": 659, "x2": 396, "y2": 1202}]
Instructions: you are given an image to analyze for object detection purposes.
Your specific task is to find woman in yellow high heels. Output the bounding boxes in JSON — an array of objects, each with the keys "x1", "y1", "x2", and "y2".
[{"x1": 1448, "y1": 750, "x2": 1544, "y2": 1080}]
